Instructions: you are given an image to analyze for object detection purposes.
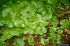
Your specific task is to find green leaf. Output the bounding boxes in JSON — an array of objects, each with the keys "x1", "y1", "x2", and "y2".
[
  {"x1": 13, "y1": 38, "x2": 25, "y2": 46},
  {"x1": 21, "y1": 24, "x2": 26, "y2": 28},
  {"x1": 68, "y1": 31, "x2": 70, "y2": 34},
  {"x1": 41, "y1": 38, "x2": 45, "y2": 45},
  {"x1": 2, "y1": 10, "x2": 8, "y2": 18},
  {"x1": 23, "y1": 1, "x2": 30, "y2": 6},
  {"x1": 0, "y1": 20, "x2": 6, "y2": 26},
  {"x1": 42, "y1": 10, "x2": 46, "y2": 16},
  {"x1": 28, "y1": 29, "x2": 33, "y2": 34},
  {"x1": 2, "y1": 35, "x2": 12, "y2": 40},
  {"x1": 14, "y1": 20, "x2": 23, "y2": 27},
  {"x1": 28, "y1": 22, "x2": 36, "y2": 29},
  {"x1": 29, "y1": 9, "x2": 35, "y2": 16},
  {"x1": 36, "y1": 27, "x2": 44, "y2": 35},
  {"x1": 33, "y1": 29, "x2": 38, "y2": 35},
  {"x1": 60, "y1": 19, "x2": 66, "y2": 25},
  {"x1": 42, "y1": 27, "x2": 47, "y2": 33},
  {"x1": 28, "y1": 36, "x2": 35, "y2": 45},
  {"x1": 18, "y1": 2, "x2": 24, "y2": 7},
  {"x1": 57, "y1": 35, "x2": 62, "y2": 40},
  {"x1": 49, "y1": 29, "x2": 54, "y2": 33},
  {"x1": 38, "y1": 7, "x2": 43, "y2": 12},
  {"x1": 39, "y1": 20, "x2": 49, "y2": 26},
  {"x1": 24, "y1": 30, "x2": 28, "y2": 34},
  {"x1": 0, "y1": 31, "x2": 2, "y2": 34},
  {"x1": 58, "y1": 30, "x2": 63, "y2": 34},
  {"x1": 45, "y1": 39, "x2": 49, "y2": 43},
  {"x1": 47, "y1": 36, "x2": 53, "y2": 39},
  {"x1": 24, "y1": 6, "x2": 30, "y2": 12},
  {"x1": 0, "y1": 22, "x2": 4, "y2": 26},
  {"x1": 43, "y1": 9, "x2": 53, "y2": 20},
  {"x1": 10, "y1": 10, "x2": 16, "y2": 19},
  {"x1": 7, "y1": 21, "x2": 13, "y2": 28},
  {"x1": 23, "y1": 28, "x2": 29, "y2": 34},
  {"x1": 9, "y1": 31, "x2": 20, "y2": 36},
  {"x1": 26, "y1": 37, "x2": 29, "y2": 40},
  {"x1": 57, "y1": 40, "x2": 62, "y2": 44},
  {"x1": 43, "y1": 13, "x2": 52, "y2": 20},
  {"x1": 22, "y1": 36, "x2": 26, "y2": 40},
  {"x1": 2, "y1": 28, "x2": 21, "y2": 40},
  {"x1": 47, "y1": 0, "x2": 57, "y2": 4},
  {"x1": 0, "y1": 37, "x2": 9, "y2": 46},
  {"x1": 60, "y1": 19, "x2": 69, "y2": 29},
  {"x1": 49, "y1": 16, "x2": 58, "y2": 26},
  {"x1": 20, "y1": 10, "x2": 26, "y2": 15},
  {"x1": 35, "y1": 1, "x2": 42, "y2": 8},
  {"x1": 38, "y1": 30, "x2": 44, "y2": 35}
]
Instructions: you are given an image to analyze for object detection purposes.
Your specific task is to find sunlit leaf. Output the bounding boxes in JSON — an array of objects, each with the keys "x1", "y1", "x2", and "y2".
[
  {"x1": 58, "y1": 30, "x2": 63, "y2": 34},
  {"x1": 41, "y1": 38, "x2": 45, "y2": 45},
  {"x1": 13, "y1": 38, "x2": 25, "y2": 46}
]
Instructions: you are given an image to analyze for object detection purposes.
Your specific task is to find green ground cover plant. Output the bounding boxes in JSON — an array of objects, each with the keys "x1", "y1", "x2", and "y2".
[{"x1": 0, "y1": 0, "x2": 70, "y2": 46}]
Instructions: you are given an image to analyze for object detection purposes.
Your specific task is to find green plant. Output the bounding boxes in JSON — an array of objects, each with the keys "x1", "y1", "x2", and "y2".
[
  {"x1": 0, "y1": 30, "x2": 2, "y2": 34},
  {"x1": 22, "y1": 36, "x2": 35, "y2": 45},
  {"x1": 49, "y1": 16, "x2": 59, "y2": 27},
  {"x1": 60, "y1": 19, "x2": 69, "y2": 30},
  {"x1": 13, "y1": 38, "x2": 25, "y2": 46},
  {"x1": 57, "y1": 30, "x2": 63, "y2": 35},
  {"x1": 41, "y1": 38, "x2": 46, "y2": 45},
  {"x1": 0, "y1": 0, "x2": 69, "y2": 46},
  {"x1": 27, "y1": 36, "x2": 35, "y2": 45},
  {"x1": 68, "y1": 31, "x2": 70, "y2": 34},
  {"x1": 0, "y1": 37, "x2": 9, "y2": 46},
  {"x1": 40, "y1": 38, "x2": 49, "y2": 45},
  {"x1": 56, "y1": 34, "x2": 62, "y2": 44}
]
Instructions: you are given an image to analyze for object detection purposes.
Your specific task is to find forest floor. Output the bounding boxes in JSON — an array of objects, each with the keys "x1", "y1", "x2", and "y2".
[{"x1": 0, "y1": 3, "x2": 70, "y2": 46}]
